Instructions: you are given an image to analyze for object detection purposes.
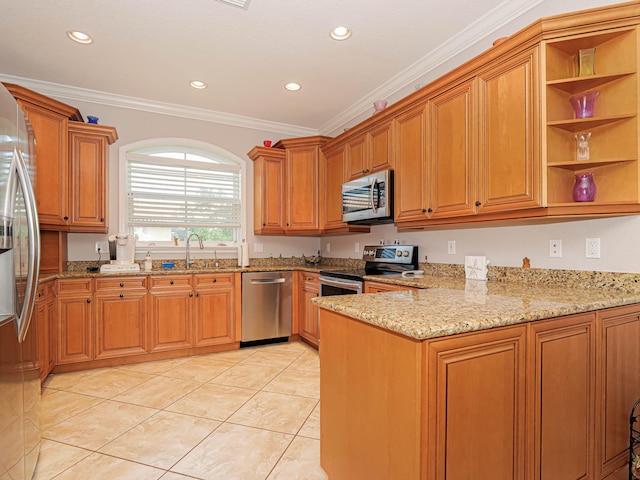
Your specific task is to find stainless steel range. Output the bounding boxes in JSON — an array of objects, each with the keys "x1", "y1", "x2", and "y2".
[{"x1": 319, "y1": 245, "x2": 419, "y2": 296}]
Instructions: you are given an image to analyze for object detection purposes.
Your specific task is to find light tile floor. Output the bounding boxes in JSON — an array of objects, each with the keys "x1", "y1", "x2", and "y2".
[{"x1": 35, "y1": 341, "x2": 327, "y2": 480}]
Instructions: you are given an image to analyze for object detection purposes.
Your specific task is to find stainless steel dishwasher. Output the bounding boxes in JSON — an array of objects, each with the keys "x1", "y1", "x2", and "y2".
[{"x1": 241, "y1": 271, "x2": 292, "y2": 346}]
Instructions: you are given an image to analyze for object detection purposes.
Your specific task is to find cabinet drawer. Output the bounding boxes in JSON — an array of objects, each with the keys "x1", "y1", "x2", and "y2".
[
  {"x1": 37, "y1": 280, "x2": 55, "y2": 299},
  {"x1": 56, "y1": 278, "x2": 93, "y2": 295},
  {"x1": 95, "y1": 276, "x2": 147, "y2": 292},
  {"x1": 194, "y1": 273, "x2": 234, "y2": 289},
  {"x1": 148, "y1": 275, "x2": 193, "y2": 290},
  {"x1": 301, "y1": 272, "x2": 320, "y2": 288}
]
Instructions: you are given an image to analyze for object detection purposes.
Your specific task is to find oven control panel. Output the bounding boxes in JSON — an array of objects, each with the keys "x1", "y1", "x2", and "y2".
[{"x1": 362, "y1": 245, "x2": 417, "y2": 264}]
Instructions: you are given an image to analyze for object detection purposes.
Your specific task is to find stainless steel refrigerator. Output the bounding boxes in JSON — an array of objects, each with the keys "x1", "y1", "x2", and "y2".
[{"x1": 0, "y1": 83, "x2": 41, "y2": 479}]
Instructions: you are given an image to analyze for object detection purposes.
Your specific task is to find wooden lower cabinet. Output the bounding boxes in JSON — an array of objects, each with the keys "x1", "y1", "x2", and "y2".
[
  {"x1": 298, "y1": 272, "x2": 320, "y2": 347},
  {"x1": 148, "y1": 287, "x2": 193, "y2": 353},
  {"x1": 597, "y1": 305, "x2": 640, "y2": 479},
  {"x1": 56, "y1": 279, "x2": 93, "y2": 365},
  {"x1": 94, "y1": 292, "x2": 148, "y2": 359},
  {"x1": 193, "y1": 273, "x2": 237, "y2": 347},
  {"x1": 319, "y1": 304, "x2": 640, "y2": 480},
  {"x1": 35, "y1": 280, "x2": 56, "y2": 380},
  {"x1": 426, "y1": 325, "x2": 527, "y2": 480},
  {"x1": 528, "y1": 313, "x2": 596, "y2": 480}
]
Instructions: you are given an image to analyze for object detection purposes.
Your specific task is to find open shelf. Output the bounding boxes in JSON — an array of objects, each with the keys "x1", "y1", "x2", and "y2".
[{"x1": 545, "y1": 25, "x2": 639, "y2": 208}]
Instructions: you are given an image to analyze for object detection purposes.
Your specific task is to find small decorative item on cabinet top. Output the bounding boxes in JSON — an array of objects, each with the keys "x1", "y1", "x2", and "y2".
[
  {"x1": 373, "y1": 100, "x2": 387, "y2": 113},
  {"x1": 572, "y1": 172, "x2": 596, "y2": 202},
  {"x1": 577, "y1": 48, "x2": 596, "y2": 77},
  {"x1": 263, "y1": 140, "x2": 272, "y2": 147},
  {"x1": 87, "y1": 115, "x2": 99, "y2": 124},
  {"x1": 570, "y1": 91, "x2": 600, "y2": 118}
]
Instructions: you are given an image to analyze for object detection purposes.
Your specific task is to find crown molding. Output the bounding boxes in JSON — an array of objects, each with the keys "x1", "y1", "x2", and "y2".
[
  {"x1": 0, "y1": 74, "x2": 318, "y2": 138},
  {"x1": 318, "y1": 0, "x2": 545, "y2": 135}
]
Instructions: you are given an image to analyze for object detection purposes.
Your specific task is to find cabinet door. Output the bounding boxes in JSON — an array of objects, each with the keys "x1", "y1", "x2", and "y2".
[
  {"x1": 345, "y1": 132, "x2": 368, "y2": 181},
  {"x1": 57, "y1": 295, "x2": 93, "y2": 364},
  {"x1": 321, "y1": 146, "x2": 347, "y2": 231},
  {"x1": 429, "y1": 79, "x2": 477, "y2": 218},
  {"x1": 36, "y1": 283, "x2": 56, "y2": 380},
  {"x1": 528, "y1": 313, "x2": 596, "y2": 480},
  {"x1": 477, "y1": 46, "x2": 541, "y2": 213},
  {"x1": 426, "y1": 326, "x2": 527, "y2": 480},
  {"x1": 68, "y1": 124, "x2": 112, "y2": 233},
  {"x1": 94, "y1": 292, "x2": 148, "y2": 359},
  {"x1": 19, "y1": 102, "x2": 70, "y2": 228},
  {"x1": 369, "y1": 119, "x2": 394, "y2": 173},
  {"x1": 253, "y1": 150, "x2": 286, "y2": 234},
  {"x1": 194, "y1": 286, "x2": 235, "y2": 346},
  {"x1": 298, "y1": 273, "x2": 319, "y2": 347},
  {"x1": 285, "y1": 145, "x2": 319, "y2": 232},
  {"x1": 596, "y1": 305, "x2": 640, "y2": 479},
  {"x1": 148, "y1": 290, "x2": 193, "y2": 352},
  {"x1": 394, "y1": 103, "x2": 429, "y2": 223}
]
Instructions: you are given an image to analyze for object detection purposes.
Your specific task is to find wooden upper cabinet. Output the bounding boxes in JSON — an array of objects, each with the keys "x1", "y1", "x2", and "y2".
[
  {"x1": 393, "y1": 102, "x2": 428, "y2": 223},
  {"x1": 428, "y1": 78, "x2": 477, "y2": 218},
  {"x1": 68, "y1": 121, "x2": 117, "y2": 233},
  {"x1": 284, "y1": 139, "x2": 322, "y2": 233},
  {"x1": 321, "y1": 145, "x2": 347, "y2": 231},
  {"x1": 248, "y1": 146, "x2": 286, "y2": 235},
  {"x1": 3, "y1": 83, "x2": 81, "y2": 229},
  {"x1": 250, "y1": 136, "x2": 331, "y2": 236},
  {"x1": 477, "y1": 46, "x2": 541, "y2": 213},
  {"x1": 344, "y1": 118, "x2": 394, "y2": 181}
]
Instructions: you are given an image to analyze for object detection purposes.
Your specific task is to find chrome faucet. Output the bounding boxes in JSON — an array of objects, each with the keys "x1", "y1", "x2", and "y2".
[{"x1": 186, "y1": 233, "x2": 204, "y2": 269}]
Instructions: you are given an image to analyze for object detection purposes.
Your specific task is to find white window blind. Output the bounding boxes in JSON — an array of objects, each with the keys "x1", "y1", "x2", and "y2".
[{"x1": 126, "y1": 154, "x2": 241, "y2": 229}]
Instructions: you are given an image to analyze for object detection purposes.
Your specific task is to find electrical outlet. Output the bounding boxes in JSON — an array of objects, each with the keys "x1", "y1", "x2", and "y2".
[
  {"x1": 549, "y1": 239, "x2": 562, "y2": 257},
  {"x1": 326, "y1": 242, "x2": 331, "y2": 253},
  {"x1": 585, "y1": 237, "x2": 601, "y2": 258},
  {"x1": 95, "y1": 241, "x2": 108, "y2": 254},
  {"x1": 447, "y1": 240, "x2": 456, "y2": 254},
  {"x1": 254, "y1": 243, "x2": 264, "y2": 253},
  {"x1": 354, "y1": 242, "x2": 360, "y2": 253}
]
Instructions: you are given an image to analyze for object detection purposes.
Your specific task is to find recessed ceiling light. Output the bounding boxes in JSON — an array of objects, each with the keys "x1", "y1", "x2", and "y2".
[
  {"x1": 330, "y1": 26, "x2": 351, "y2": 41},
  {"x1": 190, "y1": 80, "x2": 207, "y2": 89},
  {"x1": 67, "y1": 31, "x2": 93, "y2": 44},
  {"x1": 285, "y1": 82, "x2": 301, "y2": 91}
]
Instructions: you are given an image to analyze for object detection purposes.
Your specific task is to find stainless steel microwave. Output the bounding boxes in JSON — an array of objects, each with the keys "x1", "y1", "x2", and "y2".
[{"x1": 342, "y1": 170, "x2": 394, "y2": 225}]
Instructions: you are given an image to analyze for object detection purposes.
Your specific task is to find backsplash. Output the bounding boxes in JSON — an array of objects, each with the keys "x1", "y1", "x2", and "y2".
[{"x1": 65, "y1": 258, "x2": 640, "y2": 293}]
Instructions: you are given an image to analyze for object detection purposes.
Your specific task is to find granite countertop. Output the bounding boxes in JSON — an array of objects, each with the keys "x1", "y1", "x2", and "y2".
[
  {"x1": 42, "y1": 265, "x2": 327, "y2": 282},
  {"x1": 314, "y1": 273, "x2": 640, "y2": 341}
]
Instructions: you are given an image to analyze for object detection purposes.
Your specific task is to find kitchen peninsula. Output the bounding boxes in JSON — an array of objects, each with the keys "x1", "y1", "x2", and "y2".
[{"x1": 314, "y1": 274, "x2": 640, "y2": 480}]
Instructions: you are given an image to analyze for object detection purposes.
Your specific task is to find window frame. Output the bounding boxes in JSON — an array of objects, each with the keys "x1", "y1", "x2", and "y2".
[{"x1": 118, "y1": 137, "x2": 247, "y2": 255}]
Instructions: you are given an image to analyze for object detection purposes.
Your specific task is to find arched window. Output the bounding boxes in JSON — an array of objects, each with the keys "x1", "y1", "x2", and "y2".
[{"x1": 119, "y1": 138, "x2": 246, "y2": 251}]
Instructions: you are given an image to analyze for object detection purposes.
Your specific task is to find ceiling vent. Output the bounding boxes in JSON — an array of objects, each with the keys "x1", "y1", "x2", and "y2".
[{"x1": 215, "y1": 0, "x2": 251, "y2": 9}]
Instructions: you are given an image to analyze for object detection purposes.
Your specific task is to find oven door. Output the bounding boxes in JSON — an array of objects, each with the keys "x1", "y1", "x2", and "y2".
[{"x1": 319, "y1": 276, "x2": 363, "y2": 296}]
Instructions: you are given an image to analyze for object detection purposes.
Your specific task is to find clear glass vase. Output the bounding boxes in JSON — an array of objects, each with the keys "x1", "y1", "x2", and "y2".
[{"x1": 575, "y1": 132, "x2": 592, "y2": 161}]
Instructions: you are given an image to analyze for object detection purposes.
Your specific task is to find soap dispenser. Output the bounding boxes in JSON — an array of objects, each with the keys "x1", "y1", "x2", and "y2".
[{"x1": 144, "y1": 252, "x2": 153, "y2": 272}]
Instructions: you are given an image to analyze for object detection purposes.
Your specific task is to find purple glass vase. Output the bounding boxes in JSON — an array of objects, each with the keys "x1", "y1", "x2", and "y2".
[
  {"x1": 569, "y1": 91, "x2": 600, "y2": 118},
  {"x1": 572, "y1": 172, "x2": 596, "y2": 202}
]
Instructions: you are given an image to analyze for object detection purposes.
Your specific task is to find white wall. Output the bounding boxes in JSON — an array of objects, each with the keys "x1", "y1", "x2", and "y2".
[
  {"x1": 64, "y1": 0, "x2": 636, "y2": 273},
  {"x1": 320, "y1": 217, "x2": 640, "y2": 273},
  {"x1": 66, "y1": 101, "x2": 321, "y2": 262}
]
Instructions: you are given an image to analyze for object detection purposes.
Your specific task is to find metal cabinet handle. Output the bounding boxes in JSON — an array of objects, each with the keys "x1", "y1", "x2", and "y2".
[
  {"x1": 189, "y1": 293, "x2": 193, "y2": 297},
  {"x1": 86, "y1": 298, "x2": 91, "y2": 304},
  {"x1": 120, "y1": 282, "x2": 124, "y2": 287},
  {"x1": 428, "y1": 208, "x2": 433, "y2": 213},
  {"x1": 119, "y1": 293, "x2": 124, "y2": 298},
  {"x1": 170, "y1": 280, "x2": 174, "y2": 285},
  {"x1": 475, "y1": 201, "x2": 482, "y2": 207},
  {"x1": 213, "y1": 278, "x2": 217, "y2": 283}
]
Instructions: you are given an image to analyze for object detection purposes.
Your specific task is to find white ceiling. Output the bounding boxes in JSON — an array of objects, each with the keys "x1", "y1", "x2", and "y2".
[{"x1": 0, "y1": 0, "x2": 612, "y2": 134}]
